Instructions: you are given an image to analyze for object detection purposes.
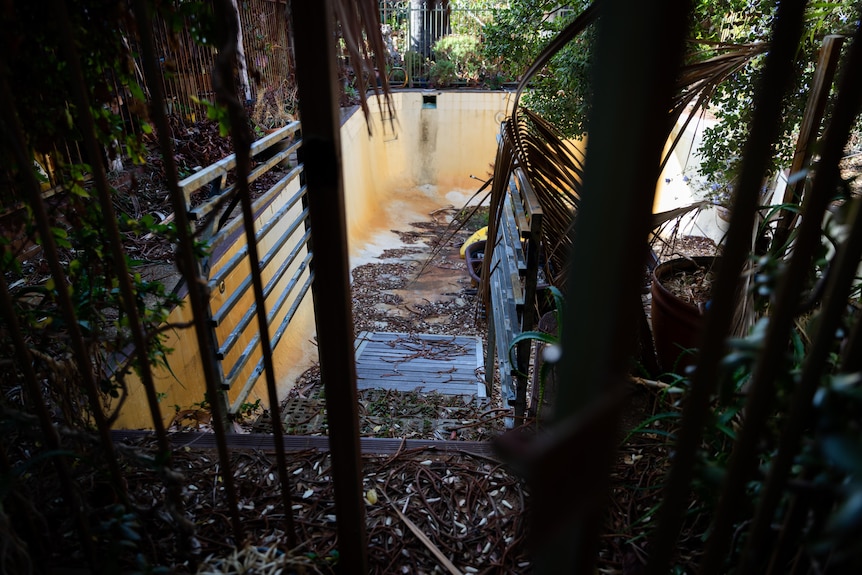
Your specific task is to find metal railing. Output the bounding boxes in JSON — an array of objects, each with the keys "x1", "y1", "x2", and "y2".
[
  {"x1": 174, "y1": 122, "x2": 313, "y2": 415},
  {"x1": 379, "y1": 2, "x2": 499, "y2": 87}
]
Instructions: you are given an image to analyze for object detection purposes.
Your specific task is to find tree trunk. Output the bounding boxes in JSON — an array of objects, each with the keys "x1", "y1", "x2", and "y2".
[
  {"x1": 409, "y1": 0, "x2": 450, "y2": 58},
  {"x1": 232, "y1": 0, "x2": 252, "y2": 102}
]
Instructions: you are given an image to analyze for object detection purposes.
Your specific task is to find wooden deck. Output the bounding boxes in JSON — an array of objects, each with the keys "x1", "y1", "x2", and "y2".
[{"x1": 354, "y1": 331, "x2": 486, "y2": 397}]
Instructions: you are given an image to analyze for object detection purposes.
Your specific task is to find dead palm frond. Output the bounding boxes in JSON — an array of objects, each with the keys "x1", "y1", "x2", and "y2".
[
  {"x1": 478, "y1": 1, "x2": 769, "y2": 305},
  {"x1": 332, "y1": 0, "x2": 394, "y2": 132},
  {"x1": 410, "y1": 177, "x2": 494, "y2": 282},
  {"x1": 664, "y1": 41, "x2": 769, "y2": 173}
]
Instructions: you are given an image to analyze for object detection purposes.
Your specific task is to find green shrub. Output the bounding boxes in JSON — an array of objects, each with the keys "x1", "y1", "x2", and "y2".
[
  {"x1": 403, "y1": 50, "x2": 426, "y2": 80},
  {"x1": 429, "y1": 59, "x2": 457, "y2": 87},
  {"x1": 433, "y1": 34, "x2": 484, "y2": 81}
]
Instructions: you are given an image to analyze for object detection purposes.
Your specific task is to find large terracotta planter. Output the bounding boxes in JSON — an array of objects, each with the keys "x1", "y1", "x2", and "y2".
[{"x1": 650, "y1": 256, "x2": 718, "y2": 373}]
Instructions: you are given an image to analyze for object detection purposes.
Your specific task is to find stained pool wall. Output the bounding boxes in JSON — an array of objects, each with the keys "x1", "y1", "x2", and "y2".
[
  {"x1": 114, "y1": 90, "x2": 513, "y2": 428},
  {"x1": 340, "y1": 91, "x2": 514, "y2": 243}
]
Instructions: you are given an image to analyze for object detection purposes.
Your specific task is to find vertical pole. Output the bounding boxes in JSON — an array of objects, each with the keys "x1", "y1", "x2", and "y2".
[
  {"x1": 51, "y1": 0, "x2": 196, "y2": 550},
  {"x1": 290, "y1": 1, "x2": 369, "y2": 571},
  {"x1": 231, "y1": 0, "x2": 253, "y2": 102},
  {"x1": 0, "y1": 37, "x2": 128, "y2": 508},
  {"x1": 212, "y1": 0, "x2": 299, "y2": 548},
  {"x1": 133, "y1": 0, "x2": 244, "y2": 544},
  {"x1": 536, "y1": 0, "x2": 691, "y2": 571},
  {"x1": 724, "y1": 21, "x2": 862, "y2": 575},
  {"x1": 772, "y1": 35, "x2": 845, "y2": 250},
  {"x1": 646, "y1": 1, "x2": 809, "y2": 571}
]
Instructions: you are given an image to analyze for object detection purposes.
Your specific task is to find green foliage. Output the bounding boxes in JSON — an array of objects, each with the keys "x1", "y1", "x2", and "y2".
[
  {"x1": 1, "y1": 1, "x2": 137, "y2": 204},
  {"x1": 802, "y1": 371, "x2": 862, "y2": 563},
  {"x1": 403, "y1": 50, "x2": 427, "y2": 79},
  {"x1": 92, "y1": 503, "x2": 173, "y2": 573},
  {"x1": 192, "y1": 96, "x2": 232, "y2": 137},
  {"x1": 344, "y1": 83, "x2": 359, "y2": 102},
  {"x1": 635, "y1": 197, "x2": 862, "y2": 565},
  {"x1": 691, "y1": 0, "x2": 861, "y2": 184},
  {"x1": 236, "y1": 398, "x2": 263, "y2": 423},
  {"x1": 0, "y1": 0, "x2": 216, "y2": 427},
  {"x1": 433, "y1": 34, "x2": 484, "y2": 80},
  {"x1": 483, "y1": 0, "x2": 862, "y2": 179},
  {"x1": 482, "y1": 0, "x2": 595, "y2": 137},
  {"x1": 429, "y1": 59, "x2": 458, "y2": 87},
  {"x1": 509, "y1": 286, "x2": 565, "y2": 419}
]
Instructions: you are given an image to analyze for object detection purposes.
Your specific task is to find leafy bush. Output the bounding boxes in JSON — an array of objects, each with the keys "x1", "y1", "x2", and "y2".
[
  {"x1": 433, "y1": 34, "x2": 484, "y2": 81},
  {"x1": 403, "y1": 50, "x2": 427, "y2": 81},
  {"x1": 482, "y1": 0, "x2": 594, "y2": 136},
  {"x1": 429, "y1": 59, "x2": 457, "y2": 87},
  {"x1": 483, "y1": 0, "x2": 862, "y2": 184}
]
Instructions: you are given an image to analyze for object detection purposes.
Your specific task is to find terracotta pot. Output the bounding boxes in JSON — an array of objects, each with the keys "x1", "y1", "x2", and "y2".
[{"x1": 650, "y1": 256, "x2": 718, "y2": 373}]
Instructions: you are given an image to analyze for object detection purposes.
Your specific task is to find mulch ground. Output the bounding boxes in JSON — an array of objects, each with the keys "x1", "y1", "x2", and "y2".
[
  {"x1": 184, "y1": 203, "x2": 720, "y2": 573},
  {"x1": 111, "y1": 435, "x2": 532, "y2": 574},
  {"x1": 167, "y1": 209, "x2": 716, "y2": 573}
]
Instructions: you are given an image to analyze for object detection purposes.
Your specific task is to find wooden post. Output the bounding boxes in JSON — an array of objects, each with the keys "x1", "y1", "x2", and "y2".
[
  {"x1": 232, "y1": 0, "x2": 253, "y2": 102},
  {"x1": 533, "y1": 0, "x2": 691, "y2": 572},
  {"x1": 773, "y1": 35, "x2": 845, "y2": 249},
  {"x1": 289, "y1": 1, "x2": 369, "y2": 571}
]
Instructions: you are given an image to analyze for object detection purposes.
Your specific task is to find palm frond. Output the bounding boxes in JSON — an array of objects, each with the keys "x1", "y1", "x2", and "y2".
[
  {"x1": 332, "y1": 0, "x2": 393, "y2": 132},
  {"x1": 480, "y1": 1, "x2": 768, "y2": 301},
  {"x1": 663, "y1": 41, "x2": 769, "y2": 173}
]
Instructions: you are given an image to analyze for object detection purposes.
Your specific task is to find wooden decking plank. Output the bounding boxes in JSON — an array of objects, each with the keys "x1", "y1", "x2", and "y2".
[
  {"x1": 356, "y1": 373, "x2": 478, "y2": 382},
  {"x1": 357, "y1": 368, "x2": 476, "y2": 375},
  {"x1": 357, "y1": 351, "x2": 476, "y2": 361},
  {"x1": 357, "y1": 356, "x2": 477, "y2": 365},
  {"x1": 366, "y1": 331, "x2": 473, "y2": 342},
  {"x1": 356, "y1": 381, "x2": 476, "y2": 389},
  {"x1": 361, "y1": 355, "x2": 474, "y2": 362},
  {"x1": 362, "y1": 346, "x2": 470, "y2": 354},
  {"x1": 354, "y1": 332, "x2": 485, "y2": 397},
  {"x1": 358, "y1": 360, "x2": 471, "y2": 367},
  {"x1": 357, "y1": 384, "x2": 480, "y2": 395},
  {"x1": 355, "y1": 369, "x2": 478, "y2": 379},
  {"x1": 356, "y1": 379, "x2": 479, "y2": 390}
]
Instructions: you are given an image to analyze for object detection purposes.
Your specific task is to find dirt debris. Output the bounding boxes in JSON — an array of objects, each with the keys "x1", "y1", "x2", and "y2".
[{"x1": 283, "y1": 206, "x2": 501, "y2": 441}]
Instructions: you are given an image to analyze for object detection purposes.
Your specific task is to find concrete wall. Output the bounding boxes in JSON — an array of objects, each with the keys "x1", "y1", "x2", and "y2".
[
  {"x1": 114, "y1": 90, "x2": 512, "y2": 429},
  {"x1": 341, "y1": 91, "x2": 514, "y2": 249},
  {"x1": 654, "y1": 112, "x2": 787, "y2": 245}
]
